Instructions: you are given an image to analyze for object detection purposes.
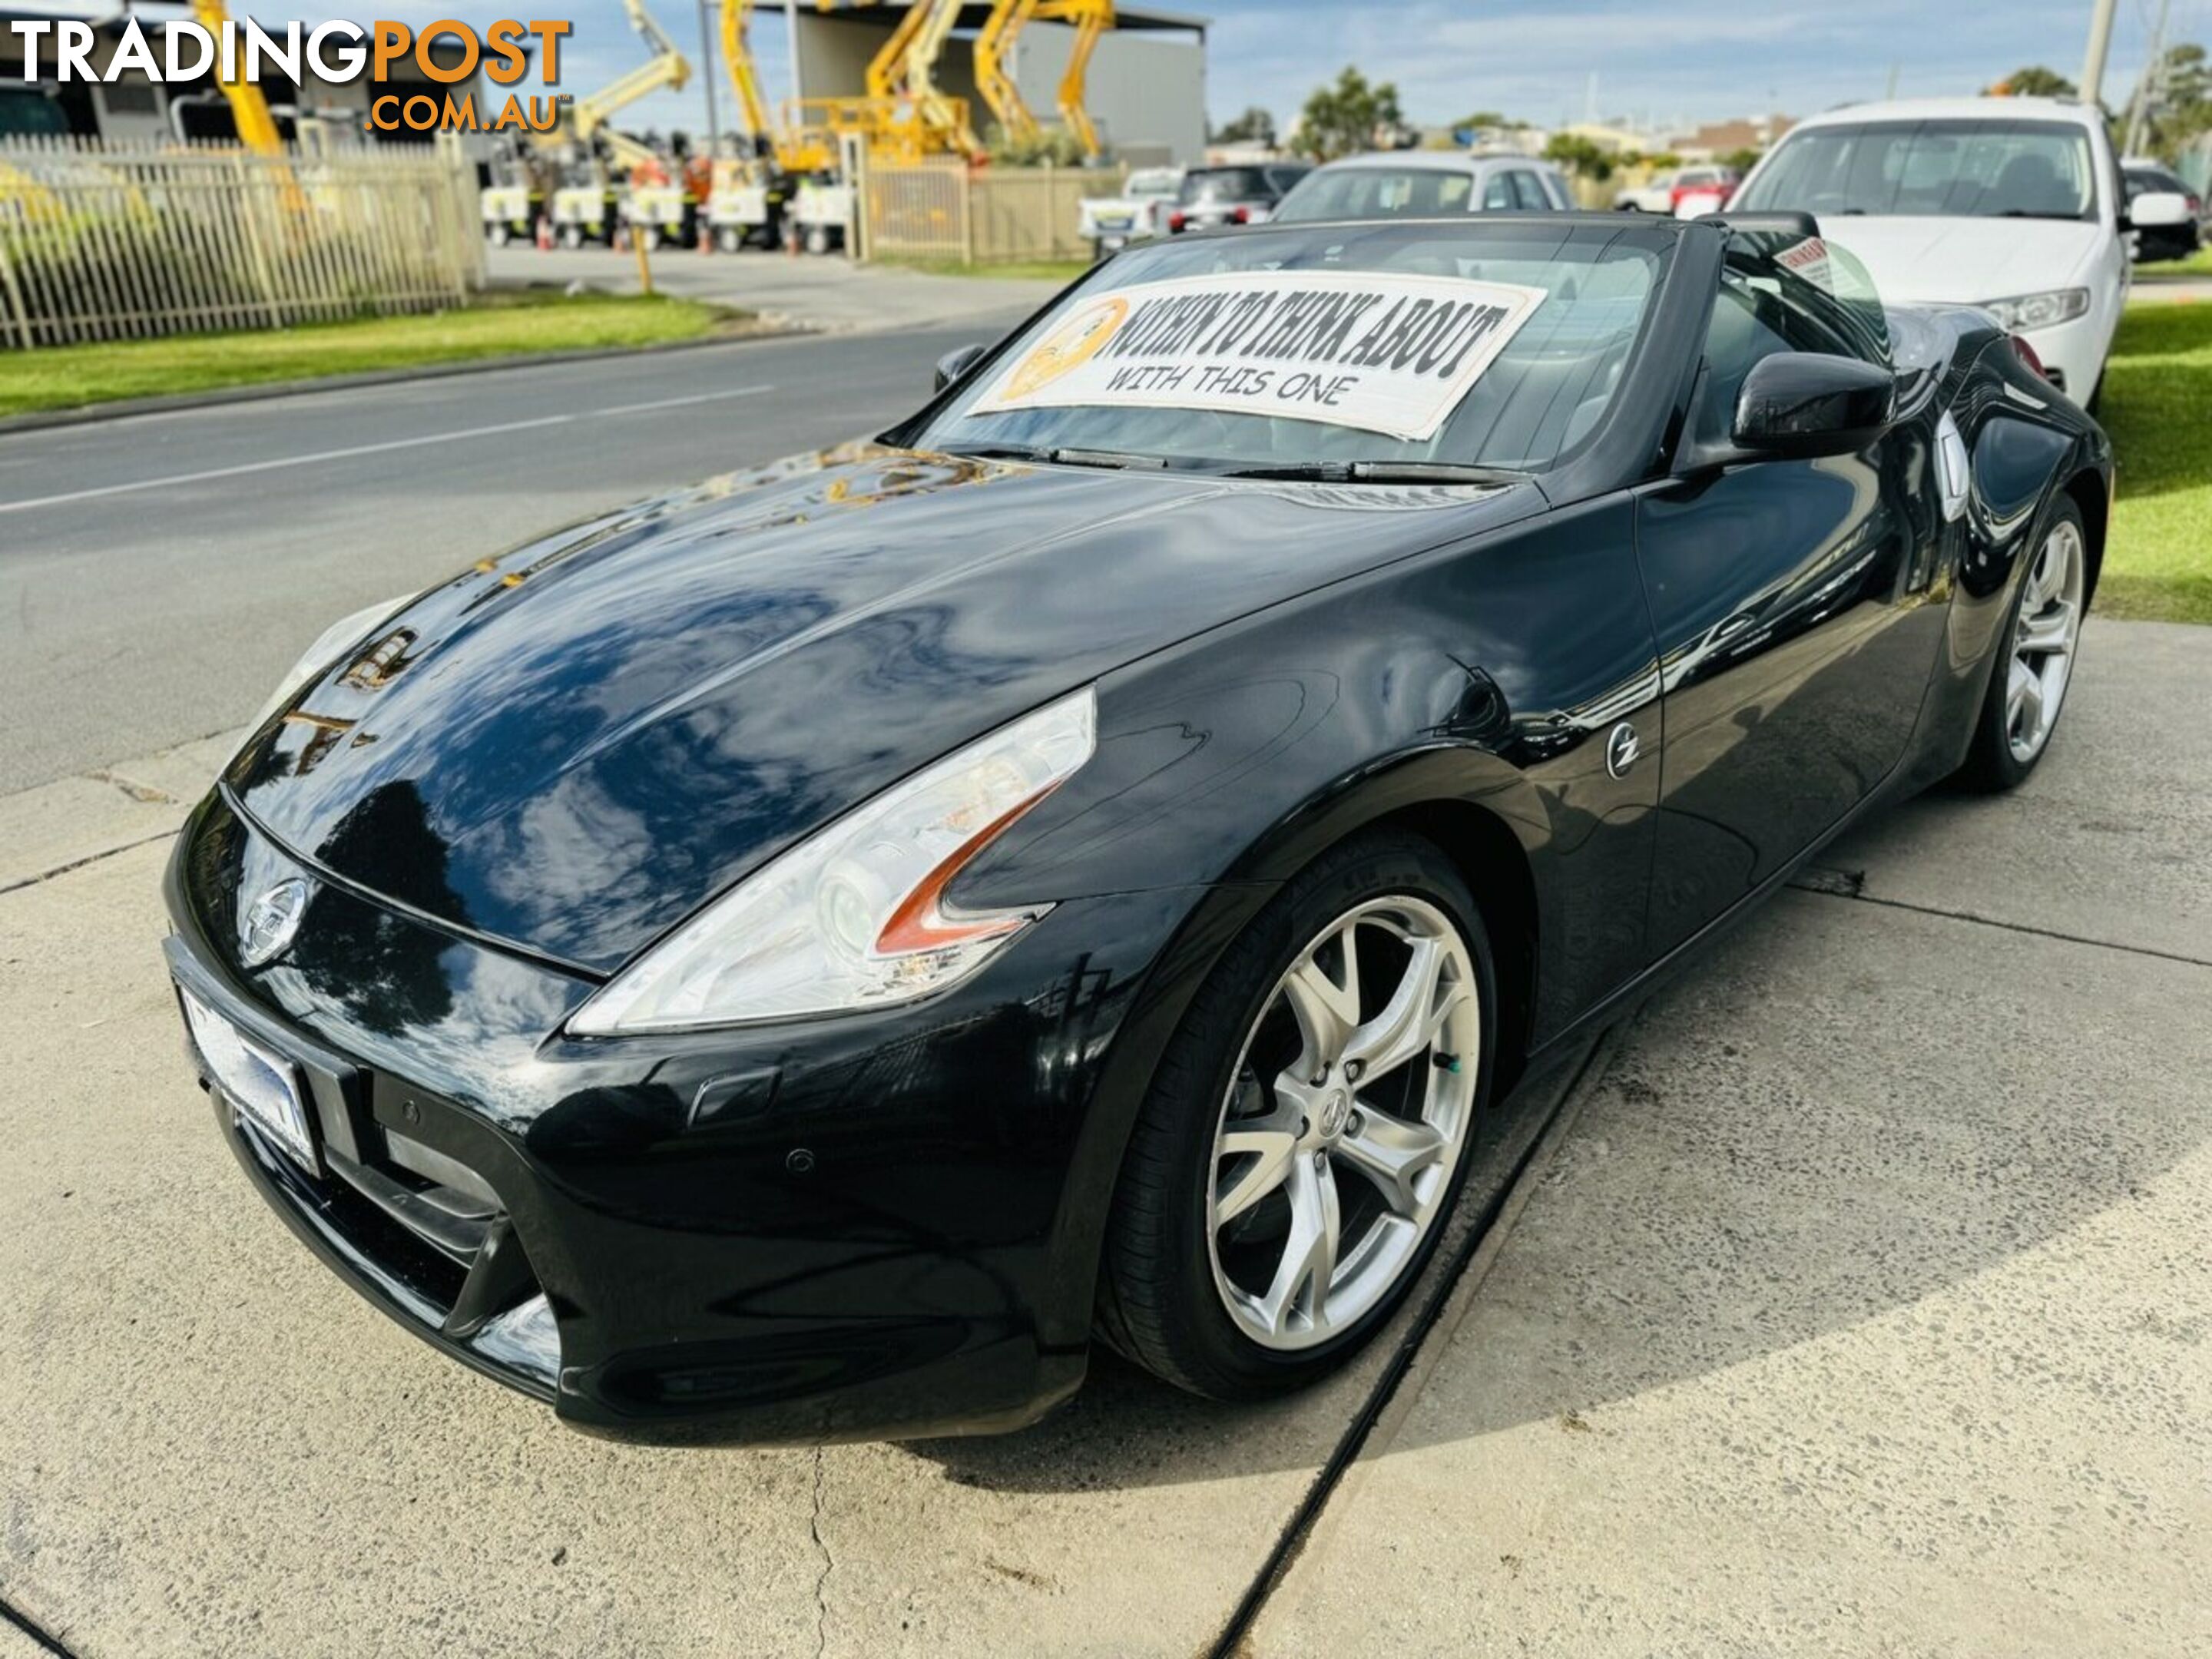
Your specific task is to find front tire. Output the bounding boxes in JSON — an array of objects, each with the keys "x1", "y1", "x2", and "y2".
[
  {"x1": 1956, "y1": 496, "x2": 2088, "y2": 790},
  {"x1": 1100, "y1": 830, "x2": 1495, "y2": 1400}
]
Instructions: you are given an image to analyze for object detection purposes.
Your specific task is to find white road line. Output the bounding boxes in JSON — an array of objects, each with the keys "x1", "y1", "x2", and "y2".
[{"x1": 0, "y1": 383, "x2": 776, "y2": 517}]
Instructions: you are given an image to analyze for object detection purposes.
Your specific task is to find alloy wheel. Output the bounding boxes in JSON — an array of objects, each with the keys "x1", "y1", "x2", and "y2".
[
  {"x1": 2007, "y1": 516, "x2": 2086, "y2": 764},
  {"x1": 1205, "y1": 896, "x2": 1480, "y2": 1351}
]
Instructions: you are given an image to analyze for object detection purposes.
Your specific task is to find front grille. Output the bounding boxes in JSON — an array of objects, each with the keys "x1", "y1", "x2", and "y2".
[{"x1": 202, "y1": 1040, "x2": 560, "y2": 1396}]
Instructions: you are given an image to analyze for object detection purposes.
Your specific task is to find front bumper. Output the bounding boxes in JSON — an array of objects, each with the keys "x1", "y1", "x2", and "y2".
[
  {"x1": 167, "y1": 791, "x2": 1219, "y2": 1443},
  {"x1": 2015, "y1": 306, "x2": 2111, "y2": 402}
]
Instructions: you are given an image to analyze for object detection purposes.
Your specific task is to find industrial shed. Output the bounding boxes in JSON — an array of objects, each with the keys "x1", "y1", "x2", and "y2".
[{"x1": 759, "y1": 0, "x2": 1208, "y2": 165}]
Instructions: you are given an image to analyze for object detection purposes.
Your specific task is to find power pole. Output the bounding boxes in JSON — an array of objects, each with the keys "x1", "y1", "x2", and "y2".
[
  {"x1": 786, "y1": 0, "x2": 804, "y2": 107},
  {"x1": 697, "y1": 0, "x2": 722, "y2": 155},
  {"x1": 2123, "y1": 0, "x2": 2172, "y2": 159},
  {"x1": 2081, "y1": 0, "x2": 2119, "y2": 108}
]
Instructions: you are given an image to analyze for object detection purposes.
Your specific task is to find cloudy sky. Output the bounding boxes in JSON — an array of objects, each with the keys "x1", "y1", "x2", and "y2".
[
  {"x1": 546, "y1": 0, "x2": 2181, "y2": 137},
  {"x1": 74, "y1": 0, "x2": 2187, "y2": 138}
]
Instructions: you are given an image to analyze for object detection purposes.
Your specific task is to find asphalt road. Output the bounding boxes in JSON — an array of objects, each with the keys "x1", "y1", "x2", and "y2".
[{"x1": 0, "y1": 317, "x2": 1027, "y2": 796}]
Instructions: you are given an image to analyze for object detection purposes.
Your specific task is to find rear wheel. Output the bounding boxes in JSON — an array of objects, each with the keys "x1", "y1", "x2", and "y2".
[
  {"x1": 1101, "y1": 831, "x2": 1494, "y2": 1399},
  {"x1": 1956, "y1": 497, "x2": 2088, "y2": 790}
]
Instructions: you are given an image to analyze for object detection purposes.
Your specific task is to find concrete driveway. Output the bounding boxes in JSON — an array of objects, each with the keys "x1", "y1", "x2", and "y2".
[{"x1": 2, "y1": 618, "x2": 2205, "y2": 1657}]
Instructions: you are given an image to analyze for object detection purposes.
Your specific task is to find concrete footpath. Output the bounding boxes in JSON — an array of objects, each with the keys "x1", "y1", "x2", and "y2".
[
  {"x1": 1255, "y1": 620, "x2": 2212, "y2": 1657},
  {"x1": 0, "y1": 620, "x2": 2206, "y2": 1656}
]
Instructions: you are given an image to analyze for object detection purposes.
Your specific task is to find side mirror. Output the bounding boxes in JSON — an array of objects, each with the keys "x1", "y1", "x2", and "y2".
[
  {"x1": 1734, "y1": 351, "x2": 1895, "y2": 459},
  {"x1": 2128, "y1": 189, "x2": 2191, "y2": 229},
  {"x1": 934, "y1": 343, "x2": 988, "y2": 392}
]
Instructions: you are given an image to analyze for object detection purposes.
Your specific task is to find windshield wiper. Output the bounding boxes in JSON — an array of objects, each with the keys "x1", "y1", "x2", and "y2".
[
  {"x1": 940, "y1": 443, "x2": 1167, "y2": 471},
  {"x1": 1214, "y1": 460, "x2": 1528, "y2": 485}
]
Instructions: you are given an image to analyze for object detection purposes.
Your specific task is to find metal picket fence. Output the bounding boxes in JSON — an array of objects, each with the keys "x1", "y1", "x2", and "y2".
[
  {"x1": 862, "y1": 158, "x2": 1128, "y2": 265},
  {"x1": 0, "y1": 136, "x2": 484, "y2": 350}
]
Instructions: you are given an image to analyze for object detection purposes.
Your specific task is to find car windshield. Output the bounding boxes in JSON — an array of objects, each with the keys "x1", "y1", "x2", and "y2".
[
  {"x1": 1737, "y1": 118, "x2": 2098, "y2": 220},
  {"x1": 1722, "y1": 227, "x2": 1892, "y2": 366},
  {"x1": 1274, "y1": 167, "x2": 1475, "y2": 222},
  {"x1": 2125, "y1": 167, "x2": 2187, "y2": 198},
  {"x1": 1181, "y1": 168, "x2": 1270, "y2": 203},
  {"x1": 902, "y1": 220, "x2": 1671, "y2": 475},
  {"x1": 1128, "y1": 171, "x2": 1183, "y2": 200}
]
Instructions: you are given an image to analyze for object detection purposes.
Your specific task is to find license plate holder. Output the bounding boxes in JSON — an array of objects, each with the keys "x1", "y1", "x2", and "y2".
[{"x1": 180, "y1": 985, "x2": 320, "y2": 1174}]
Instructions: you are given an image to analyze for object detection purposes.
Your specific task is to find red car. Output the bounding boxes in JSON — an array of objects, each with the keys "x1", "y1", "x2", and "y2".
[{"x1": 1669, "y1": 165, "x2": 1742, "y2": 216}]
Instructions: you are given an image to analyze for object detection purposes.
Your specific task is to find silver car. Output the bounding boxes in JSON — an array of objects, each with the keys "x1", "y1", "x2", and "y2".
[
  {"x1": 1272, "y1": 151, "x2": 1575, "y2": 223},
  {"x1": 1165, "y1": 164, "x2": 1313, "y2": 233}
]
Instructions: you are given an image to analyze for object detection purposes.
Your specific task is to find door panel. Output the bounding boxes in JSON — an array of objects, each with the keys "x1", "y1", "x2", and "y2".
[{"x1": 1636, "y1": 443, "x2": 1942, "y2": 955}]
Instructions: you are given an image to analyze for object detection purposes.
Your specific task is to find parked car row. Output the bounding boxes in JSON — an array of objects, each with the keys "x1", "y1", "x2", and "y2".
[
  {"x1": 1079, "y1": 154, "x2": 1579, "y2": 258},
  {"x1": 1081, "y1": 94, "x2": 2200, "y2": 409},
  {"x1": 1272, "y1": 151, "x2": 1573, "y2": 221}
]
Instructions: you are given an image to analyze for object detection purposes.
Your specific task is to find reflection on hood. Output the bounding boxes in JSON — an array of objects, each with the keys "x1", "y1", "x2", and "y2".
[{"x1": 228, "y1": 444, "x2": 1544, "y2": 973}]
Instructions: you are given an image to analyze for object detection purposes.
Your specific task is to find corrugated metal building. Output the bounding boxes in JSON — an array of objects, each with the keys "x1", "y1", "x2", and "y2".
[{"x1": 759, "y1": 0, "x2": 1208, "y2": 166}]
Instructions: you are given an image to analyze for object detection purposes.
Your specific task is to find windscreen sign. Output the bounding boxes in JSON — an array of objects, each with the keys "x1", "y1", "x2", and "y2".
[{"x1": 971, "y1": 270, "x2": 1548, "y2": 441}]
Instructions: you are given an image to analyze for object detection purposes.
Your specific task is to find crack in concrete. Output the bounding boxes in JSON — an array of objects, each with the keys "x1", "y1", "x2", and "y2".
[
  {"x1": 1209, "y1": 1031, "x2": 1621, "y2": 1658},
  {"x1": 88, "y1": 770, "x2": 177, "y2": 806},
  {"x1": 0, "y1": 830, "x2": 179, "y2": 896},
  {"x1": 807, "y1": 1445, "x2": 833, "y2": 1659},
  {"x1": 0, "y1": 1592, "x2": 77, "y2": 1658},
  {"x1": 1789, "y1": 873, "x2": 2212, "y2": 969}
]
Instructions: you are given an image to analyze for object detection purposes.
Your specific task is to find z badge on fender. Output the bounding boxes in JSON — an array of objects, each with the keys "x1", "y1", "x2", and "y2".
[{"x1": 972, "y1": 270, "x2": 1548, "y2": 441}]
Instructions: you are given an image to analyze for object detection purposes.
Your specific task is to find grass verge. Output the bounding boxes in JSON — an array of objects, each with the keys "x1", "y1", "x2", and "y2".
[
  {"x1": 2098, "y1": 302, "x2": 2212, "y2": 624},
  {"x1": 874, "y1": 254, "x2": 1091, "y2": 284},
  {"x1": 0, "y1": 290, "x2": 739, "y2": 419}
]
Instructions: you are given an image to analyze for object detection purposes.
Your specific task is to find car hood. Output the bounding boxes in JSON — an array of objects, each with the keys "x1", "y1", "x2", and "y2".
[
  {"x1": 1823, "y1": 216, "x2": 2104, "y2": 304},
  {"x1": 227, "y1": 443, "x2": 1541, "y2": 975}
]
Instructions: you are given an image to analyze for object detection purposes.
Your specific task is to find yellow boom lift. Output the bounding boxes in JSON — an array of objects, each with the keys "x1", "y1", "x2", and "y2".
[
  {"x1": 972, "y1": 0, "x2": 1114, "y2": 157},
  {"x1": 188, "y1": 0, "x2": 283, "y2": 154},
  {"x1": 713, "y1": 0, "x2": 983, "y2": 251},
  {"x1": 779, "y1": 0, "x2": 981, "y2": 164},
  {"x1": 706, "y1": 0, "x2": 803, "y2": 248},
  {"x1": 491, "y1": 0, "x2": 689, "y2": 247}
]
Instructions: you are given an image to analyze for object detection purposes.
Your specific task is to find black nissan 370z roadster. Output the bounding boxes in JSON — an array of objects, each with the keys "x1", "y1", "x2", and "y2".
[{"x1": 167, "y1": 214, "x2": 2110, "y2": 1443}]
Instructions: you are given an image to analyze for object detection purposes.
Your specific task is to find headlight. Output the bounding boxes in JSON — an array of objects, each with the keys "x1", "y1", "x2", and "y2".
[
  {"x1": 243, "y1": 595, "x2": 410, "y2": 739},
  {"x1": 568, "y1": 687, "x2": 1098, "y2": 1035},
  {"x1": 1984, "y1": 288, "x2": 2091, "y2": 331}
]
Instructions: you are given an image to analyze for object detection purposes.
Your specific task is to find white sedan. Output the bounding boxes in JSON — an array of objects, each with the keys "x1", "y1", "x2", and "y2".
[{"x1": 1732, "y1": 97, "x2": 2134, "y2": 404}]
